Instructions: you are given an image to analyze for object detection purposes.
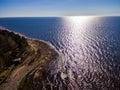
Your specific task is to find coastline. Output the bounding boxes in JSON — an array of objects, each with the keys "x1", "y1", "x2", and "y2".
[{"x1": 0, "y1": 27, "x2": 62, "y2": 90}]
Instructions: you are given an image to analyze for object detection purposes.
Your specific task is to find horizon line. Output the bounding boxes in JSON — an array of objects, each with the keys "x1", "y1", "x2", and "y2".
[{"x1": 0, "y1": 15, "x2": 120, "y2": 18}]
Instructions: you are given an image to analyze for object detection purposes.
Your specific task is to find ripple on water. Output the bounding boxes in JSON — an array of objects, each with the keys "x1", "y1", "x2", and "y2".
[{"x1": 0, "y1": 17, "x2": 120, "y2": 90}]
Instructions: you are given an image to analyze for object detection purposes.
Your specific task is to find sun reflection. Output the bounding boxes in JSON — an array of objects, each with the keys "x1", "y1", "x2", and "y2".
[
  {"x1": 62, "y1": 16, "x2": 95, "y2": 39},
  {"x1": 69, "y1": 16, "x2": 92, "y2": 24},
  {"x1": 60, "y1": 16, "x2": 96, "y2": 68},
  {"x1": 63, "y1": 16, "x2": 95, "y2": 24}
]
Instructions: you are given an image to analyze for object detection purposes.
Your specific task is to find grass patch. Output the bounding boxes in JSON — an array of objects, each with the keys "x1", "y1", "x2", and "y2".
[{"x1": 0, "y1": 65, "x2": 14, "y2": 84}]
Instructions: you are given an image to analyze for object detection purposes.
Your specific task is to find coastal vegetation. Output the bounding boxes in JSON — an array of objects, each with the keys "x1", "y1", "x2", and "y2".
[
  {"x1": 0, "y1": 28, "x2": 59, "y2": 90},
  {"x1": 0, "y1": 29, "x2": 28, "y2": 84}
]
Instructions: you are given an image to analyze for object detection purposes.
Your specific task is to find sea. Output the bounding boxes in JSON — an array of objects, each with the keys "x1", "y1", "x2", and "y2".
[{"x1": 0, "y1": 16, "x2": 120, "y2": 90}]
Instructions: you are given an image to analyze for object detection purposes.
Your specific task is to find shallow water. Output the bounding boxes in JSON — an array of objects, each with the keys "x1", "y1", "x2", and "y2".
[{"x1": 0, "y1": 16, "x2": 120, "y2": 90}]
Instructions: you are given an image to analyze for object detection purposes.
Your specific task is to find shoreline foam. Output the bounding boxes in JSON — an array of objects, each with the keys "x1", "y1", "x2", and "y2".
[{"x1": 0, "y1": 26, "x2": 64, "y2": 90}]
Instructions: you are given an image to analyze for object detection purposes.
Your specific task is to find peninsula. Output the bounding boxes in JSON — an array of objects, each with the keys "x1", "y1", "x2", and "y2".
[{"x1": 0, "y1": 27, "x2": 61, "y2": 90}]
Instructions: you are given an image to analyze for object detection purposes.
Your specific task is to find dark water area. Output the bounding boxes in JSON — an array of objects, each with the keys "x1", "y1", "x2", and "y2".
[{"x1": 0, "y1": 16, "x2": 120, "y2": 90}]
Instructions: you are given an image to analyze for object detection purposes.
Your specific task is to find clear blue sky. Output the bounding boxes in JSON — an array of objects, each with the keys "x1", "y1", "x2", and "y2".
[{"x1": 0, "y1": 0, "x2": 120, "y2": 17}]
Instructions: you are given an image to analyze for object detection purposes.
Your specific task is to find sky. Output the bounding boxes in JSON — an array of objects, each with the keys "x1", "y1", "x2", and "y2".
[{"x1": 0, "y1": 0, "x2": 120, "y2": 17}]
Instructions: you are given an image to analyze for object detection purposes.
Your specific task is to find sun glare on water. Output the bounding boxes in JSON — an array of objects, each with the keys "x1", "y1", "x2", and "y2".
[
  {"x1": 62, "y1": 16, "x2": 95, "y2": 39},
  {"x1": 63, "y1": 16, "x2": 95, "y2": 24},
  {"x1": 60, "y1": 16, "x2": 97, "y2": 66}
]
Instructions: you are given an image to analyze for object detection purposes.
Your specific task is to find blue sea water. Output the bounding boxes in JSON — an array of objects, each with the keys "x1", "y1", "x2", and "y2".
[{"x1": 0, "y1": 16, "x2": 120, "y2": 90}]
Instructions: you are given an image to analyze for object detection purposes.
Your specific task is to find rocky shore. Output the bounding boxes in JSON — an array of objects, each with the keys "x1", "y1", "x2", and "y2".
[{"x1": 0, "y1": 27, "x2": 61, "y2": 90}]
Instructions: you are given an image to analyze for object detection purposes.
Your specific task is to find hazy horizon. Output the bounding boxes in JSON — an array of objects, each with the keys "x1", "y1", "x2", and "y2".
[{"x1": 0, "y1": 15, "x2": 120, "y2": 18}]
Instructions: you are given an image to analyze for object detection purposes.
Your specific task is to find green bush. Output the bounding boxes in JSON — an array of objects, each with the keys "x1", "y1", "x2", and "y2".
[{"x1": 0, "y1": 30, "x2": 28, "y2": 68}]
